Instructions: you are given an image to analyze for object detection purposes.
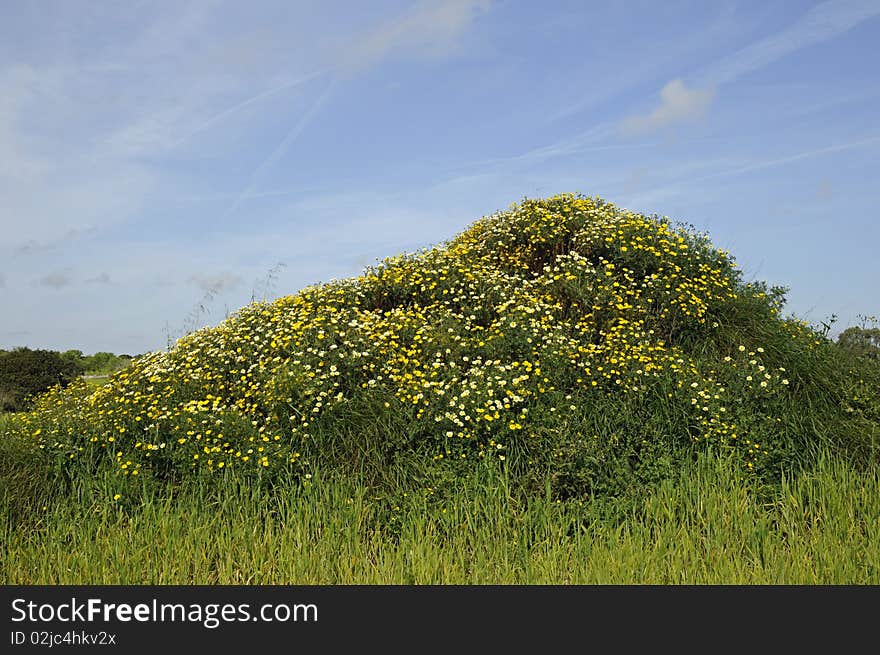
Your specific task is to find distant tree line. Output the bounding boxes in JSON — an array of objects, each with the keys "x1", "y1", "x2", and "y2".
[
  {"x1": 0, "y1": 348, "x2": 137, "y2": 412},
  {"x1": 58, "y1": 350, "x2": 136, "y2": 375},
  {"x1": 836, "y1": 325, "x2": 880, "y2": 361}
]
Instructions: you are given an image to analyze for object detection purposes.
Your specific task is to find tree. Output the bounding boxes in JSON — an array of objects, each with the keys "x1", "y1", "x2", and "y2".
[
  {"x1": 837, "y1": 321, "x2": 880, "y2": 361},
  {"x1": 0, "y1": 348, "x2": 84, "y2": 412}
]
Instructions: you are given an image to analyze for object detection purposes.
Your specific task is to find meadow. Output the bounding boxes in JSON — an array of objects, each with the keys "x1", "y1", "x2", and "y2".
[
  {"x1": 2, "y1": 450, "x2": 877, "y2": 584},
  {"x1": 2, "y1": 193, "x2": 878, "y2": 584}
]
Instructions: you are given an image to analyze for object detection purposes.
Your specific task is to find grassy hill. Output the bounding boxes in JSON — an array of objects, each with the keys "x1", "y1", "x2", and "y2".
[{"x1": 2, "y1": 193, "x2": 879, "y2": 583}]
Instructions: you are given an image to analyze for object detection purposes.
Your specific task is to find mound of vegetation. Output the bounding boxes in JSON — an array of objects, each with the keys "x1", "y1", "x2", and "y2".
[{"x1": 4, "y1": 194, "x2": 879, "y2": 501}]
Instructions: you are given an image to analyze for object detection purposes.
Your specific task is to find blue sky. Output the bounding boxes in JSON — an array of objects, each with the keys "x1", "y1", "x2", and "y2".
[{"x1": 1, "y1": 0, "x2": 878, "y2": 355}]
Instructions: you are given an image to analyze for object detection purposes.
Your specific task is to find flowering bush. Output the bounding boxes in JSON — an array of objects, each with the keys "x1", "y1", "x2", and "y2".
[{"x1": 5, "y1": 194, "x2": 878, "y2": 498}]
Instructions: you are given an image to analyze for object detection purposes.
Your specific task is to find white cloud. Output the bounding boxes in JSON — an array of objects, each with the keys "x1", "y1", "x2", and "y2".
[
  {"x1": 338, "y1": 0, "x2": 491, "y2": 73},
  {"x1": 482, "y1": 0, "x2": 879, "y2": 173},
  {"x1": 620, "y1": 79, "x2": 714, "y2": 136}
]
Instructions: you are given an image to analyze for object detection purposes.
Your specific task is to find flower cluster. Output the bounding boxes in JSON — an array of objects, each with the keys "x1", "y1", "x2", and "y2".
[{"x1": 4, "y1": 193, "x2": 840, "y2": 490}]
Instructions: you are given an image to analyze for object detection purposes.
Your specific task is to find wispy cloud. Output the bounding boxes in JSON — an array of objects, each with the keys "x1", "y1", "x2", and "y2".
[
  {"x1": 500, "y1": 1, "x2": 878, "y2": 166},
  {"x1": 548, "y1": 3, "x2": 738, "y2": 124},
  {"x1": 687, "y1": 134, "x2": 880, "y2": 184},
  {"x1": 450, "y1": 122, "x2": 671, "y2": 176},
  {"x1": 338, "y1": 0, "x2": 491, "y2": 74},
  {"x1": 479, "y1": 80, "x2": 707, "y2": 175},
  {"x1": 218, "y1": 1, "x2": 492, "y2": 218},
  {"x1": 0, "y1": 63, "x2": 155, "y2": 248},
  {"x1": 698, "y1": 0, "x2": 880, "y2": 87},
  {"x1": 221, "y1": 77, "x2": 337, "y2": 220},
  {"x1": 0, "y1": 3, "x2": 324, "y2": 249},
  {"x1": 620, "y1": 134, "x2": 880, "y2": 210},
  {"x1": 1, "y1": 1, "x2": 496, "y2": 251},
  {"x1": 3, "y1": 1, "x2": 878, "y2": 354},
  {"x1": 13, "y1": 228, "x2": 98, "y2": 256},
  {"x1": 37, "y1": 272, "x2": 73, "y2": 290},
  {"x1": 189, "y1": 272, "x2": 243, "y2": 294},
  {"x1": 13, "y1": 241, "x2": 46, "y2": 256},
  {"x1": 86, "y1": 272, "x2": 112, "y2": 285},
  {"x1": 166, "y1": 70, "x2": 327, "y2": 151},
  {"x1": 620, "y1": 79, "x2": 714, "y2": 136}
]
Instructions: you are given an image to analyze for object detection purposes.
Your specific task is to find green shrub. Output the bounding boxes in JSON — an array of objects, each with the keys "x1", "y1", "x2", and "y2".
[
  {"x1": 838, "y1": 323, "x2": 880, "y2": 361},
  {"x1": 0, "y1": 348, "x2": 84, "y2": 412}
]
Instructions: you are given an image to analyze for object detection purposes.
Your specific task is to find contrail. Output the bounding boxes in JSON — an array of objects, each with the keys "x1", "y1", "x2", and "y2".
[
  {"x1": 697, "y1": 0, "x2": 880, "y2": 88},
  {"x1": 552, "y1": 1, "x2": 880, "y2": 128},
  {"x1": 454, "y1": 122, "x2": 623, "y2": 170},
  {"x1": 168, "y1": 69, "x2": 327, "y2": 150},
  {"x1": 220, "y1": 77, "x2": 338, "y2": 221},
  {"x1": 687, "y1": 135, "x2": 880, "y2": 184},
  {"x1": 619, "y1": 135, "x2": 880, "y2": 209}
]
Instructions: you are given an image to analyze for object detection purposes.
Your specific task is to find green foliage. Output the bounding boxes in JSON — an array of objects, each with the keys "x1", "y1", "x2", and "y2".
[
  {"x1": 78, "y1": 351, "x2": 132, "y2": 375},
  {"x1": 2, "y1": 192, "x2": 879, "y2": 584},
  {"x1": 0, "y1": 347, "x2": 84, "y2": 412},
  {"x1": 3, "y1": 193, "x2": 879, "y2": 504},
  {"x1": 0, "y1": 348, "x2": 133, "y2": 413},
  {"x1": 838, "y1": 317, "x2": 880, "y2": 361},
  {"x1": 62, "y1": 350, "x2": 84, "y2": 365},
  {"x1": 1, "y1": 450, "x2": 877, "y2": 583}
]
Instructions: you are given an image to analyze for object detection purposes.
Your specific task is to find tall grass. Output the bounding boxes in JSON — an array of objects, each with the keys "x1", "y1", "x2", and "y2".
[{"x1": 3, "y1": 451, "x2": 877, "y2": 584}]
